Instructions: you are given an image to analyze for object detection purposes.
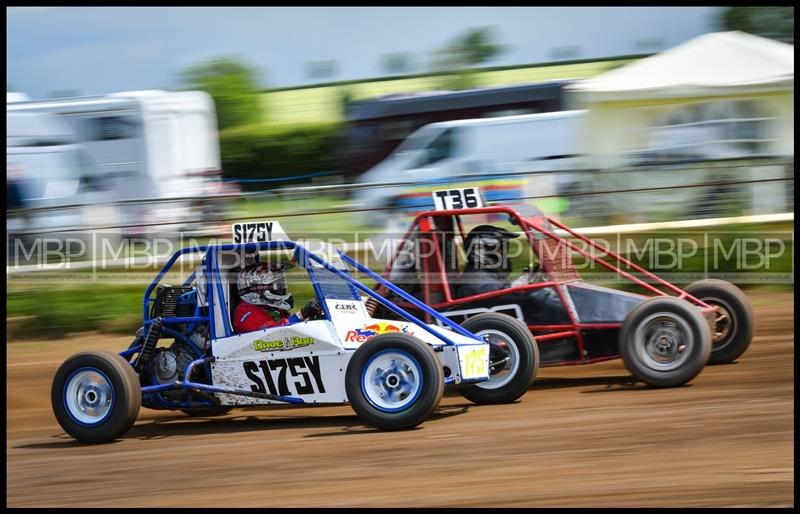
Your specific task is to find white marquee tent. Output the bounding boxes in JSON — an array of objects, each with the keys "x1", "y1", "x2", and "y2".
[
  {"x1": 567, "y1": 31, "x2": 794, "y2": 168},
  {"x1": 566, "y1": 31, "x2": 794, "y2": 219},
  {"x1": 569, "y1": 31, "x2": 794, "y2": 101}
]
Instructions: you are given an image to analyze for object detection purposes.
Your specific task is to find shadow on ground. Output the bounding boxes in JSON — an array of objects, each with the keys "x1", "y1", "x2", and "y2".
[
  {"x1": 15, "y1": 403, "x2": 473, "y2": 448},
  {"x1": 527, "y1": 375, "x2": 680, "y2": 393}
]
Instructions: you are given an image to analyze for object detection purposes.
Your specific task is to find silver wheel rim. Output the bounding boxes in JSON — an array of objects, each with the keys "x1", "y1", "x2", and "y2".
[
  {"x1": 634, "y1": 313, "x2": 694, "y2": 372},
  {"x1": 65, "y1": 369, "x2": 114, "y2": 425},
  {"x1": 703, "y1": 297, "x2": 736, "y2": 351},
  {"x1": 475, "y1": 329, "x2": 520, "y2": 390},
  {"x1": 363, "y1": 352, "x2": 421, "y2": 411}
]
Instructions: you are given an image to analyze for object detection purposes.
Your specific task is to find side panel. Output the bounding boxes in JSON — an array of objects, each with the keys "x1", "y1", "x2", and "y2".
[
  {"x1": 438, "y1": 288, "x2": 571, "y2": 326},
  {"x1": 211, "y1": 320, "x2": 351, "y2": 405},
  {"x1": 566, "y1": 282, "x2": 645, "y2": 322}
]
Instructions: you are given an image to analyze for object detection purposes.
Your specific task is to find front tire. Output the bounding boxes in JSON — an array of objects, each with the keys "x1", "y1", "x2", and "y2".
[
  {"x1": 52, "y1": 350, "x2": 141, "y2": 444},
  {"x1": 457, "y1": 313, "x2": 539, "y2": 404},
  {"x1": 345, "y1": 334, "x2": 444, "y2": 431},
  {"x1": 684, "y1": 279, "x2": 754, "y2": 364},
  {"x1": 619, "y1": 297, "x2": 711, "y2": 387}
]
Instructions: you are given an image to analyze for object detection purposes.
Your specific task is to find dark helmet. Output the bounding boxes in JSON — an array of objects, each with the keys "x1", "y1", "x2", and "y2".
[
  {"x1": 463, "y1": 225, "x2": 520, "y2": 273},
  {"x1": 237, "y1": 262, "x2": 295, "y2": 312}
]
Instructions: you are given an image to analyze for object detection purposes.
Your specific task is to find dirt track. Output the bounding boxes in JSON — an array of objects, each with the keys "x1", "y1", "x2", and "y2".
[{"x1": 6, "y1": 291, "x2": 794, "y2": 507}]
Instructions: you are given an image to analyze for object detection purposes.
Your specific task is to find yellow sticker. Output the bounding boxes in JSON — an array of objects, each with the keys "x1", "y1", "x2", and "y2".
[{"x1": 461, "y1": 346, "x2": 489, "y2": 379}]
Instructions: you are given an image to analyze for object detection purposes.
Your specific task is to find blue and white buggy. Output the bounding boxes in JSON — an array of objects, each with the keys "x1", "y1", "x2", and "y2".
[{"x1": 51, "y1": 222, "x2": 539, "y2": 443}]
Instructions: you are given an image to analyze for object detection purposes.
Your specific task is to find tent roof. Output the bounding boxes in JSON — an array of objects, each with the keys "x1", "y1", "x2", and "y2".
[{"x1": 568, "y1": 31, "x2": 794, "y2": 101}]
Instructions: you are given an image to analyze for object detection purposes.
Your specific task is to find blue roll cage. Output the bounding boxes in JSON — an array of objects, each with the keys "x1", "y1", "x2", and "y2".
[{"x1": 124, "y1": 240, "x2": 484, "y2": 408}]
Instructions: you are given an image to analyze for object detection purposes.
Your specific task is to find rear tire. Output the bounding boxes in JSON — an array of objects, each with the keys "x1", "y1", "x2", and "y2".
[
  {"x1": 684, "y1": 279, "x2": 754, "y2": 364},
  {"x1": 619, "y1": 297, "x2": 711, "y2": 387},
  {"x1": 345, "y1": 334, "x2": 444, "y2": 431},
  {"x1": 457, "y1": 313, "x2": 539, "y2": 404},
  {"x1": 52, "y1": 350, "x2": 141, "y2": 444}
]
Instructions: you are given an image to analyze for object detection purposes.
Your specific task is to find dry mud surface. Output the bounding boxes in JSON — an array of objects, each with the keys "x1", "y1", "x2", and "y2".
[{"x1": 6, "y1": 292, "x2": 794, "y2": 507}]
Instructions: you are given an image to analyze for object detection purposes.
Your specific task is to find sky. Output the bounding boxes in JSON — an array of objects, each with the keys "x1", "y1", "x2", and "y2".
[{"x1": 7, "y1": 6, "x2": 724, "y2": 99}]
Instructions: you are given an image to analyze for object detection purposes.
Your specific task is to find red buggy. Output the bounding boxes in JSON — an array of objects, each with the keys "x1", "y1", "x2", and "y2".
[{"x1": 368, "y1": 195, "x2": 754, "y2": 388}]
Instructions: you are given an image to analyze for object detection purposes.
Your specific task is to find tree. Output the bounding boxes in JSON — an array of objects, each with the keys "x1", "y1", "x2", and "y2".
[
  {"x1": 431, "y1": 26, "x2": 507, "y2": 90},
  {"x1": 719, "y1": 6, "x2": 794, "y2": 44},
  {"x1": 48, "y1": 89, "x2": 80, "y2": 98},
  {"x1": 381, "y1": 52, "x2": 414, "y2": 75},
  {"x1": 339, "y1": 87, "x2": 355, "y2": 118},
  {"x1": 306, "y1": 61, "x2": 339, "y2": 81},
  {"x1": 180, "y1": 57, "x2": 263, "y2": 130},
  {"x1": 433, "y1": 26, "x2": 506, "y2": 69}
]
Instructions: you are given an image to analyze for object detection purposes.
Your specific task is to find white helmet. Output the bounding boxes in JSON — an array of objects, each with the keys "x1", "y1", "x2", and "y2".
[{"x1": 237, "y1": 262, "x2": 294, "y2": 311}]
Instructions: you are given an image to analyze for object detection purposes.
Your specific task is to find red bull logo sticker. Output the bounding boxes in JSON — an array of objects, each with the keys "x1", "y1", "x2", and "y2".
[{"x1": 344, "y1": 321, "x2": 414, "y2": 343}]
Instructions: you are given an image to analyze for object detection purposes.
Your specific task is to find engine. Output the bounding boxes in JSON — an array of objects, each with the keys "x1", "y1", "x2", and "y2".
[
  {"x1": 151, "y1": 342, "x2": 196, "y2": 386},
  {"x1": 147, "y1": 341, "x2": 197, "y2": 404}
]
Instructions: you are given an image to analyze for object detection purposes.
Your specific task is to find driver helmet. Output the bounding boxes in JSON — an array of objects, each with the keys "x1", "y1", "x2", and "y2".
[
  {"x1": 237, "y1": 262, "x2": 294, "y2": 312},
  {"x1": 463, "y1": 225, "x2": 520, "y2": 273}
]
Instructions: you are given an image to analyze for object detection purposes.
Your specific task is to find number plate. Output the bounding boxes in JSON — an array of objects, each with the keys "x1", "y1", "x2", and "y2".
[
  {"x1": 457, "y1": 344, "x2": 490, "y2": 380},
  {"x1": 231, "y1": 221, "x2": 288, "y2": 243},
  {"x1": 432, "y1": 187, "x2": 484, "y2": 210}
]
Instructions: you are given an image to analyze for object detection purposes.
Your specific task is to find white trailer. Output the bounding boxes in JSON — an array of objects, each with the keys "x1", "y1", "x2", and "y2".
[
  {"x1": 7, "y1": 90, "x2": 227, "y2": 234},
  {"x1": 6, "y1": 109, "x2": 89, "y2": 235}
]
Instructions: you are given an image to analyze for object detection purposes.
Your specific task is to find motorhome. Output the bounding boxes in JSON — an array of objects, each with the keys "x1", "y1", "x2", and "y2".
[
  {"x1": 7, "y1": 90, "x2": 227, "y2": 234},
  {"x1": 353, "y1": 110, "x2": 587, "y2": 225}
]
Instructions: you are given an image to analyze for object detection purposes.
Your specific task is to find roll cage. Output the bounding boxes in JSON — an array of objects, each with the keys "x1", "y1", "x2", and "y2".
[{"x1": 120, "y1": 239, "x2": 486, "y2": 409}]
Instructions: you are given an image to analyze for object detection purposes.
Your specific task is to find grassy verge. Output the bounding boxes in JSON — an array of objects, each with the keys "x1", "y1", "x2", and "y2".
[{"x1": 6, "y1": 281, "x2": 322, "y2": 341}]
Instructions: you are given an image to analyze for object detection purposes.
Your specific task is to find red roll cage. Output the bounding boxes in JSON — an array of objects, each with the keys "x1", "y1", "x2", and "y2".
[{"x1": 377, "y1": 205, "x2": 715, "y2": 365}]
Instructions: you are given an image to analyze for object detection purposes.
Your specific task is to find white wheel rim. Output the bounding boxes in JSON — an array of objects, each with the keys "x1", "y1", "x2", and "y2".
[
  {"x1": 65, "y1": 369, "x2": 114, "y2": 425},
  {"x1": 475, "y1": 329, "x2": 520, "y2": 390},
  {"x1": 362, "y1": 350, "x2": 422, "y2": 412},
  {"x1": 634, "y1": 313, "x2": 694, "y2": 372}
]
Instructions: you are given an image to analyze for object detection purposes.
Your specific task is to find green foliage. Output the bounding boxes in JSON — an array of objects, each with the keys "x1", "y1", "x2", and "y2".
[
  {"x1": 306, "y1": 60, "x2": 339, "y2": 80},
  {"x1": 219, "y1": 122, "x2": 344, "y2": 187},
  {"x1": 720, "y1": 6, "x2": 794, "y2": 44},
  {"x1": 439, "y1": 70, "x2": 480, "y2": 91},
  {"x1": 181, "y1": 56, "x2": 263, "y2": 130},
  {"x1": 7, "y1": 285, "x2": 145, "y2": 339},
  {"x1": 6, "y1": 282, "x2": 318, "y2": 340},
  {"x1": 431, "y1": 26, "x2": 506, "y2": 90},
  {"x1": 48, "y1": 89, "x2": 80, "y2": 98},
  {"x1": 457, "y1": 26, "x2": 507, "y2": 66},
  {"x1": 381, "y1": 52, "x2": 415, "y2": 75}
]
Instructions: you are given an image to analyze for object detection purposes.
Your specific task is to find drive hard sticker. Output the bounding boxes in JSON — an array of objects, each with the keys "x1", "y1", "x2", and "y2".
[
  {"x1": 432, "y1": 187, "x2": 484, "y2": 211},
  {"x1": 458, "y1": 345, "x2": 489, "y2": 380},
  {"x1": 231, "y1": 220, "x2": 288, "y2": 243}
]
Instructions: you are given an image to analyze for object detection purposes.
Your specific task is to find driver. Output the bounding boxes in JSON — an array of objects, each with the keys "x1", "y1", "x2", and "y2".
[
  {"x1": 455, "y1": 225, "x2": 520, "y2": 298},
  {"x1": 233, "y1": 262, "x2": 322, "y2": 333}
]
